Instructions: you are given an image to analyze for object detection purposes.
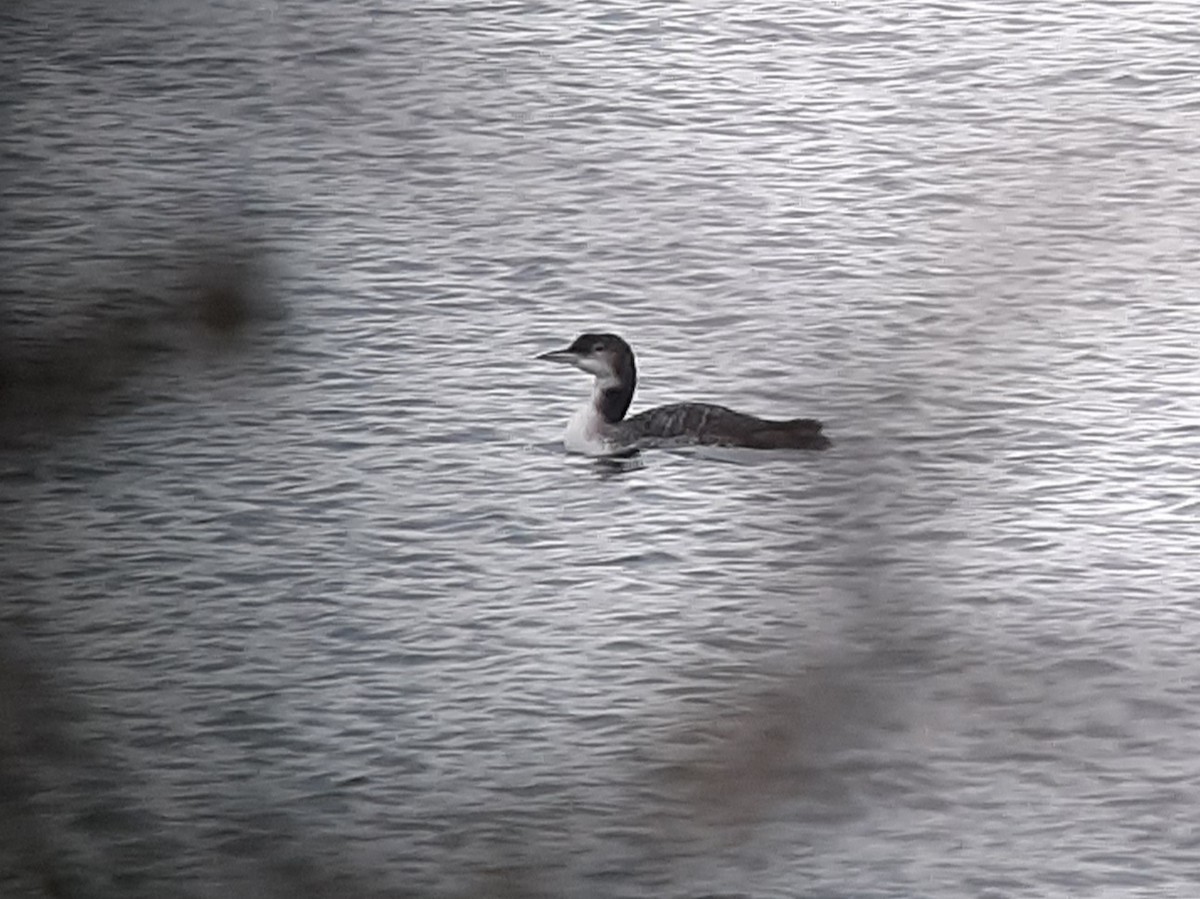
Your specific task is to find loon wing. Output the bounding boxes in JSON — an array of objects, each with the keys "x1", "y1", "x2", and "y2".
[{"x1": 618, "y1": 403, "x2": 830, "y2": 450}]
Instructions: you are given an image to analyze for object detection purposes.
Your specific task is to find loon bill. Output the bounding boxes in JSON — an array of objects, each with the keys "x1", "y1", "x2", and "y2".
[{"x1": 537, "y1": 332, "x2": 831, "y2": 456}]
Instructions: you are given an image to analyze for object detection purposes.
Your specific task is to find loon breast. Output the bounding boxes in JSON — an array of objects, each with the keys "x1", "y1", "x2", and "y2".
[{"x1": 563, "y1": 403, "x2": 612, "y2": 455}]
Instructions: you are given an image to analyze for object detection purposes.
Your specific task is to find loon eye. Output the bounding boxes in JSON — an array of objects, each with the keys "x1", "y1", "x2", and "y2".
[{"x1": 591, "y1": 342, "x2": 605, "y2": 353}]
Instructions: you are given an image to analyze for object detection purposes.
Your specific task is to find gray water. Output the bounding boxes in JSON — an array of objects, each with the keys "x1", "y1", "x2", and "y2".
[{"x1": 2, "y1": 1, "x2": 1199, "y2": 896}]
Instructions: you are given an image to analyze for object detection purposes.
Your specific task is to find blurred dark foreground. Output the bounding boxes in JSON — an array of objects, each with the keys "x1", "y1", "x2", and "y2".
[
  {"x1": 0, "y1": 251, "x2": 915, "y2": 897},
  {"x1": 0, "y1": 247, "x2": 316, "y2": 899}
]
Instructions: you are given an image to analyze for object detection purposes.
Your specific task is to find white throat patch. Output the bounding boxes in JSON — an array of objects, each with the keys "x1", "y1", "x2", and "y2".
[{"x1": 562, "y1": 377, "x2": 617, "y2": 455}]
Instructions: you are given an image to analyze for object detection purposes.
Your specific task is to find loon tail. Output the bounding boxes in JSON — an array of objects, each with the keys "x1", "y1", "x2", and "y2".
[{"x1": 744, "y1": 417, "x2": 831, "y2": 450}]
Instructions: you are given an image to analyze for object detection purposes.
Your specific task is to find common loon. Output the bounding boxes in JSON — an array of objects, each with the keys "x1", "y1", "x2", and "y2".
[{"x1": 537, "y1": 332, "x2": 831, "y2": 456}]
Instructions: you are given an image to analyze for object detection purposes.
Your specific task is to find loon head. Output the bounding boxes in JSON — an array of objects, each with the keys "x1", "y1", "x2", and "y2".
[
  {"x1": 537, "y1": 332, "x2": 637, "y2": 424},
  {"x1": 536, "y1": 332, "x2": 636, "y2": 389}
]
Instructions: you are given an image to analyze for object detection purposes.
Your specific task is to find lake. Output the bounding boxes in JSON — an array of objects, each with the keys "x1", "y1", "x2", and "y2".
[{"x1": 2, "y1": 1, "x2": 1198, "y2": 896}]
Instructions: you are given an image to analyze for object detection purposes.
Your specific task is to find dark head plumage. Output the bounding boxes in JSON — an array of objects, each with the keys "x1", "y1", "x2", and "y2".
[{"x1": 536, "y1": 332, "x2": 637, "y2": 422}]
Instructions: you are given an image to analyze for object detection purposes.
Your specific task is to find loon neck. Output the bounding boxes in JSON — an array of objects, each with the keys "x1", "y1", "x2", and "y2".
[
  {"x1": 592, "y1": 346, "x2": 637, "y2": 423},
  {"x1": 593, "y1": 372, "x2": 635, "y2": 424}
]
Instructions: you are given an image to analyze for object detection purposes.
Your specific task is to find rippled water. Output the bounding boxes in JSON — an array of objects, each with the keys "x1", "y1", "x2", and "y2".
[{"x1": 3, "y1": 1, "x2": 1199, "y2": 896}]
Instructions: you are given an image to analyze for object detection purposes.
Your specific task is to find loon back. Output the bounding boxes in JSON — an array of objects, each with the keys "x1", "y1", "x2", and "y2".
[
  {"x1": 537, "y1": 332, "x2": 831, "y2": 455},
  {"x1": 619, "y1": 402, "x2": 830, "y2": 451}
]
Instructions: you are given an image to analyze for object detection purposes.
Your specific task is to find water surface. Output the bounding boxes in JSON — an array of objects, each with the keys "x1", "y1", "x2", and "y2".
[{"x1": 2, "y1": 2, "x2": 1199, "y2": 896}]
